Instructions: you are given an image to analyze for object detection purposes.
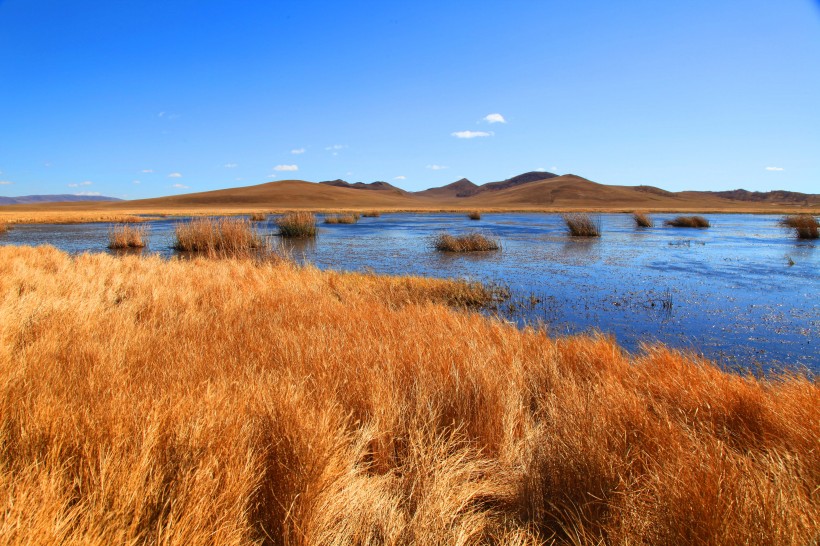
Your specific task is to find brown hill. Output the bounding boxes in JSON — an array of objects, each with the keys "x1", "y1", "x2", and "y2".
[
  {"x1": 414, "y1": 178, "x2": 480, "y2": 199},
  {"x1": 319, "y1": 180, "x2": 409, "y2": 195}
]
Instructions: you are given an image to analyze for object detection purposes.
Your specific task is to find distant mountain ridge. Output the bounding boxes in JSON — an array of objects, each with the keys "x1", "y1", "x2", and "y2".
[
  {"x1": 318, "y1": 179, "x2": 409, "y2": 195},
  {"x1": 0, "y1": 194, "x2": 122, "y2": 205},
  {"x1": 415, "y1": 171, "x2": 560, "y2": 199}
]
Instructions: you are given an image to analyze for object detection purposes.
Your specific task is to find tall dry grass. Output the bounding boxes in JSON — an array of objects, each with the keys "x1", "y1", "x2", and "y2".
[
  {"x1": 173, "y1": 217, "x2": 268, "y2": 258},
  {"x1": 434, "y1": 232, "x2": 500, "y2": 252},
  {"x1": 276, "y1": 211, "x2": 318, "y2": 237},
  {"x1": 665, "y1": 215, "x2": 710, "y2": 228},
  {"x1": 780, "y1": 214, "x2": 819, "y2": 239},
  {"x1": 0, "y1": 221, "x2": 8, "y2": 234},
  {"x1": 107, "y1": 224, "x2": 148, "y2": 249},
  {"x1": 0, "y1": 245, "x2": 817, "y2": 545},
  {"x1": 362, "y1": 211, "x2": 381, "y2": 217},
  {"x1": 324, "y1": 213, "x2": 359, "y2": 224},
  {"x1": 632, "y1": 211, "x2": 653, "y2": 228},
  {"x1": 249, "y1": 212, "x2": 268, "y2": 222},
  {"x1": 562, "y1": 213, "x2": 601, "y2": 237}
]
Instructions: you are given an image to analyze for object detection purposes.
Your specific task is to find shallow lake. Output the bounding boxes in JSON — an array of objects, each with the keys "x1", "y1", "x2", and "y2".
[{"x1": 2, "y1": 213, "x2": 818, "y2": 372}]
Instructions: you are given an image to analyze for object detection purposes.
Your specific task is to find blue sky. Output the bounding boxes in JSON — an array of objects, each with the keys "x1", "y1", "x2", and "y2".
[{"x1": 1, "y1": 0, "x2": 818, "y2": 198}]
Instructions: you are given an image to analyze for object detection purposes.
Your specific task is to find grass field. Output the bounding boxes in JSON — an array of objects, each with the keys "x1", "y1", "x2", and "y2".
[{"x1": 0, "y1": 246, "x2": 817, "y2": 545}]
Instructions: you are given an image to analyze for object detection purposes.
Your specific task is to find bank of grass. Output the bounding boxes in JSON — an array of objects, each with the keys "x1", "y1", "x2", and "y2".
[
  {"x1": 0, "y1": 245, "x2": 816, "y2": 545},
  {"x1": 665, "y1": 215, "x2": 711, "y2": 228},
  {"x1": 107, "y1": 224, "x2": 148, "y2": 249},
  {"x1": 324, "y1": 213, "x2": 360, "y2": 224},
  {"x1": 780, "y1": 214, "x2": 819, "y2": 239},
  {"x1": 633, "y1": 211, "x2": 653, "y2": 228},
  {"x1": 434, "y1": 232, "x2": 500, "y2": 252},
  {"x1": 276, "y1": 211, "x2": 317, "y2": 237},
  {"x1": 467, "y1": 211, "x2": 481, "y2": 220},
  {"x1": 0, "y1": 245, "x2": 817, "y2": 545},
  {"x1": 173, "y1": 217, "x2": 268, "y2": 258},
  {"x1": 562, "y1": 212, "x2": 601, "y2": 237}
]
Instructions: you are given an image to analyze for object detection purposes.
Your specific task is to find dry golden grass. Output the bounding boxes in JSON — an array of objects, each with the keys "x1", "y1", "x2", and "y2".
[
  {"x1": 632, "y1": 211, "x2": 653, "y2": 228},
  {"x1": 434, "y1": 232, "x2": 500, "y2": 252},
  {"x1": 562, "y1": 213, "x2": 601, "y2": 237},
  {"x1": 276, "y1": 211, "x2": 318, "y2": 237},
  {"x1": 467, "y1": 211, "x2": 481, "y2": 220},
  {"x1": 0, "y1": 246, "x2": 817, "y2": 545},
  {"x1": 173, "y1": 217, "x2": 268, "y2": 258},
  {"x1": 0, "y1": 221, "x2": 8, "y2": 234},
  {"x1": 362, "y1": 211, "x2": 381, "y2": 217},
  {"x1": 107, "y1": 224, "x2": 147, "y2": 249},
  {"x1": 324, "y1": 213, "x2": 359, "y2": 224},
  {"x1": 665, "y1": 215, "x2": 711, "y2": 228},
  {"x1": 249, "y1": 212, "x2": 268, "y2": 222},
  {"x1": 780, "y1": 214, "x2": 819, "y2": 239}
]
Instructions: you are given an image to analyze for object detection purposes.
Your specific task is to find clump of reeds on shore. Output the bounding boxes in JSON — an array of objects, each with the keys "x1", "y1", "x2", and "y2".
[
  {"x1": 562, "y1": 213, "x2": 601, "y2": 236},
  {"x1": 249, "y1": 212, "x2": 268, "y2": 222},
  {"x1": 173, "y1": 217, "x2": 267, "y2": 258},
  {"x1": 665, "y1": 215, "x2": 710, "y2": 228},
  {"x1": 779, "y1": 214, "x2": 819, "y2": 239},
  {"x1": 633, "y1": 211, "x2": 653, "y2": 228},
  {"x1": 0, "y1": 221, "x2": 9, "y2": 234},
  {"x1": 467, "y1": 211, "x2": 481, "y2": 220},
  {"x1": 362, "y1": 211, "x2": 381, "y2": 217},
  {"x1": 276, "y1": 211, "x2": 318, "y2": 237},
  {"x1": 107, "y1": 224, "x2": 148, "y2": 249},
  {"x1": 434, "y1": 232, "x2": 500, "y2": 252},
  {"x1": 324, "y1": 213, "x2": 359, "y2": 224}
]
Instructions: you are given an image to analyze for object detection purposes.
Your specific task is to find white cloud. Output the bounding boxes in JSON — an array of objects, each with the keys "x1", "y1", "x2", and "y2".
[
  {"x1": 765, "y1": 166, "x2": 784, "y2": 171},
  {"x1": 394, "y1": 175, "x2": 407, "y2": 180},
  {"x1": 0, "y1": 180, "x2": 12, "y2": 185},
  {"x1": 535, "y1": 167, "x2": 546, "y2": 172},
  {"x1": 168, "y1": 172, "x2": 183, "y2": 178},
  {"x1": 224, "y1": 163, "x2": 238, "y2": 168},
  {"x1": 274, "y1": 164, "x2": 298, "y2": 171},
  {"x1": 451, "y1": 130, "x2": 494, "y2": 139},
  {"x1": 426, "y1": 164, "x2": 448, "y2": 170},
  {"x1": 133, "y1": 180, "x2": 141, "y2": 184},
  {"x1": 141, "y1": 169, "x2": 154, "y2": 173},
  {"x1": 67, "y1": 181, "x2": 93, "y2": 188},
  {"x1": 266, "y1": 174, "x2": 278, "y2": 179},
  {"x1": 483, "y1": 113, "x2": 506, "y2": 124},
  {"x1": 172, "y1": 183, "x2": 189, "y2": 189},
  {"x1": 291, "y1": 148, "x2": 306, "y2": 154},
  {"x1": 325, "y1": 144, "x2": 346, "y2": 151},
  {"x1": 74, "y1": 191, "x2": 101, "y2": 196}
]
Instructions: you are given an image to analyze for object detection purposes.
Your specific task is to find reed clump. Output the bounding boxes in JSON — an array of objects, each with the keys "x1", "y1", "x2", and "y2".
[
  {"x1": 324, "y1": 213, "x2": 359, "y2": 224},
  {"x1": 665, "y1": 215, "x2": 711, "y2": 228},
  {"x1": 362, "y1": 211, "x2": 381, "y2": 217},
  {"x1": 107, "y1": 224, "x2": 148, "y2": 249},
  {"x1": 633, "y1": 211, "x2": 653, "y2": 228},
  {"x1": 467, "y1": 211, "x2": 481, "y2": 220},
  {"x1": 434, "y1": 232, "x2": 500, "y2": 252},
  {"x1": 780, "y1": 214, "x2": 819, "y2": 239},
  {"x1": 276, "y1": 211, "x2": 318, "y2": 237},
  {"x1": 249, "y1": 212, "x2": 267, "y2": 222},
  {"x1": 173, "y1": 217, "x2": 267, "y2": 258},
  {"x1": 0, "y1": 221, "x2": 9, "y2": 234},
  {"x1": 562, "y1": 212, "x2": 601, "y2": 236},
  {"x1": 1, "y1": 245, "x2": 816, "y2": 545}
]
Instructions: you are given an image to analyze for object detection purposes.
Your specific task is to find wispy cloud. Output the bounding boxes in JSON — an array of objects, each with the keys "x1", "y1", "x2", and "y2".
[
  {"x1": 394, "y1": 175, "x2": 407, "y2": 180},
  {"x1": 483, "y1": 113, "x2": 506, "y2": 124},
  {"x1": 224, "y1": 163, "x2": 238, "y2": 168},
  {"x1": 325, "y1": 144, "x2": 346, "y2": 151},
  {"x1": 426, "y1": 164, "x2": 448, "y2": 170},
  {"x1": 765, "y1": 166, "x2": 784, "y2": 171},
  {"x1": 452, "y1": 130, "x2": 493, "y2": 139},
  {"x1": 141, "y1": 169, "x2": 154, "y2": 173},
  {"x1": 266, "y1": 174, "x2": 278, "y2": 179},
  {"x1": 274, "y1": 164, "x2": 298, "y2": 171},
  {"x1": 168, "y1": 172, "x2": 183, "y2": 178},
  {"x1": 74, "y1": 191, "x2": 101, "y2": 196},
  {"x1": 0, "y1": 180, "x2": 12, "y2": 185},
  {"x1": 291, "y1": 148, "x2": 306, "y2": 154},
  {"x1": 67, "y1": 181, "x2": 93, "y2": 188},
  {"x1": 172, "y1": 183, "x2": 189, "y2": 189},
  {"x1": 133, "y1": 180, "x2": 141, "y2": 184}
]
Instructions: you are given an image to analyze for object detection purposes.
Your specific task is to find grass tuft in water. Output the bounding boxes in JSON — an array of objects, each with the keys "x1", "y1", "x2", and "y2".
[
  {"x1": 633, "y1": 211, "x2": 653, "y2": 228},
  {"x1": 779, "y1": 214, "x2": 819, "y2": 239},
  {"x1": 467, "y1": 211, "x2": 481, "y2": 220},
  {"x1": 324, "y1": 213, "x2": 359, "y2": 224},
  {"x1": 276, "y1": 212, "x2": 318, "y2": 238},
  {"x1": 434, "y1": 232, "x2": 500, "y2": 252},
  {"x1": 249, "y1": 212, "x2": 267, "y2": 222},
  {"x1": 664, "y1": 216, "x2": 710, "y2": 228},
  {"x1": 173, "y1": 217, "x2": 270, "y2": 258},
  {"x1": 562, "y1": 213, "x2": 601, "y2": 237},
  {"x1": 108, "y1": 224, "x2": 148, "y2": 249}
]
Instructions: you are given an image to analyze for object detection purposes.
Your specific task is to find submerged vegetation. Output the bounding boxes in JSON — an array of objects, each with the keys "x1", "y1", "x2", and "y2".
[
  {"x1": 434, "y1": 232, "x2": 500, "y2": 252},
  {"x1": 324, "y1": 213, "x2": 360, "y2": 224},
  {"x1": 173, "y1": 217, "x2": 267, "y2": 258},
  {"x1": 665, "y1": 215, "x2": 711, "y2": 228},
  {"x1": 562, "y1": 212, "x2": 601, "y2": 237},
  {"x1": 632, "y1": 211, "x2": 653, "y2": 228},
  {"x1": 276, "y1": 211, "x2": 318, "y2": 238},
  {"x1": 0, "y1": 245, "x2": 816, "y2": 545},
  {"x1": 107, "y1": 224, "x2": 147, "y2": 249},
  {"x1": 780, "y1": 214, "x2": 819, "y2": 239}
]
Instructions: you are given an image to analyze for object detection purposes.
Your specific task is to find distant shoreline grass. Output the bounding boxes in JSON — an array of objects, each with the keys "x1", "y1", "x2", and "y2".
[{"x1": 0, "y1": 245, "x2": 816, "y2": 545}]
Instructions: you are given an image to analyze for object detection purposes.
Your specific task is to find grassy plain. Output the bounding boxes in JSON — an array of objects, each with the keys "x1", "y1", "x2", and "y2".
[{"x1": 0, "y1": 245, "x2": 817, "y2": 545}]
